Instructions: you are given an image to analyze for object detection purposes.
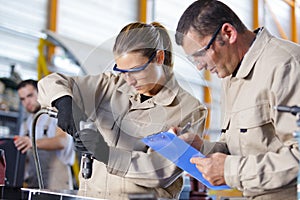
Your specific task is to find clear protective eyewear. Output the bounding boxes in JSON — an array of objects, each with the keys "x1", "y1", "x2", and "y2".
[
  {"x1": 186, "y1": 25, "x2": 222, "y2": 66},
  {"x1": 113, "y1": 52, "x2": 157, "y2": 73}
]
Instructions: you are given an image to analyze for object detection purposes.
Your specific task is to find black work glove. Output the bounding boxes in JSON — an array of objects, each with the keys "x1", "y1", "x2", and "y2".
[
  {"x1": 53, "y1": 95, "x2": 87, "y2": 136},
  {"x1": 74, "y1": 129, "x2": 109, "y2": 165},
  {"x1": 73, "y1": 131, "x2": 89, "y2": 153}
]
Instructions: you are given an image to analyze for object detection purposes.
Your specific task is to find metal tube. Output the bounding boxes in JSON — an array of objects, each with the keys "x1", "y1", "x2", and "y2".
[{"x1": 31, "y1": 108, "x2": 58, "y2": 189}]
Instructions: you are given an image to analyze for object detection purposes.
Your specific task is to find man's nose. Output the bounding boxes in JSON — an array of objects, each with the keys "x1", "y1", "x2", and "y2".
[
  {"x1": 196, "y1": 61, "x2": 207, "y2": 71},
  {"x1": 22, "y1": 98, "x2": 28, "y2": 105},
  {"x1": 22, "y1": 100, "x2": 29, "y2": 108}
]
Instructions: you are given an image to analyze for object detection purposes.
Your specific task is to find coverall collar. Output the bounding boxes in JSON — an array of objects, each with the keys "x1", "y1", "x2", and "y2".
[{"x1": 235, "y1": 27, "x2": 268, "y2": 79}]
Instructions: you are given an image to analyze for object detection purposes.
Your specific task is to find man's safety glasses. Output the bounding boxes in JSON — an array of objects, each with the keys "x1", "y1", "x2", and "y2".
[
  {"x1": 186, "y1": 25, "x2": 222, "y2": 66},
  {"x1": 113, "y1": 52, "x2": 157, "y2": 73}
]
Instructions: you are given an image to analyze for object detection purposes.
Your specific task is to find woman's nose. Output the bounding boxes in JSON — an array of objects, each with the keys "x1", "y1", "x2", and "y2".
[{"x1": 125, "y1": 73, "x2": 136, "y2": 85}]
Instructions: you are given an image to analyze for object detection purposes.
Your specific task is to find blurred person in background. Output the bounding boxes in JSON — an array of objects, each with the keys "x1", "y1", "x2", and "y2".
[{"x1": 14, "y1": 79, "x2": 75, "y2": 190}]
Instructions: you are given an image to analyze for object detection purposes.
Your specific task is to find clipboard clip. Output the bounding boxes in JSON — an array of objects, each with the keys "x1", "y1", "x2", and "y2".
[
  {"x1": 146, "y1": 122, "x2": 191, "y2": 141},
  {"x1": 146, "y1": 131, "x2": 168, "y2": 141}
]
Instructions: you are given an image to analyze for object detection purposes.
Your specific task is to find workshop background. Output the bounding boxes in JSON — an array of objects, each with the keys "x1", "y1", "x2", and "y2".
[
  {"x1": 0, "y1": 0, "x2": 299, "y2": 138},
  {"x1": 0, "y1": 0, "x2": 299, "y2": 199}
]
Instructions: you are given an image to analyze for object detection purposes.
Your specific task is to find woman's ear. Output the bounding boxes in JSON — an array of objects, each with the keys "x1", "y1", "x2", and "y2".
[{"x1": 156, "y1": 50, "x2": 165, "y2": 65}]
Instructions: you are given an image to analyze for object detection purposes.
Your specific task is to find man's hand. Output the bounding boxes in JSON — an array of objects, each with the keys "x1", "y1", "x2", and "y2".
[
  {"x1": 168, "y1": 126, "x2": 203, "y2": 151},
  {"x1": 14, "y1": 136, "x2": 32, "y2": 154},
  {"x1": 190, "y1": 152, "x2": 227, "y2": 186},
  {"x1": 74, "y1": 129, "x2": 109, "y2": 165},
  {"x1": 53, "y1": 95, "x2": 86, "y2": 136},
  {"x1": 178, "y1": 132, "x2": 203, "y2": 151}
]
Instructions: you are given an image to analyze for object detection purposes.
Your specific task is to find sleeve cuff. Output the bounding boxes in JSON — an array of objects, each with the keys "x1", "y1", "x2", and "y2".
[
  {"x1": 224, "y1": 155, "x2": 243, "y2": 189},
  {"x1": 200, "y1": 140, "x2": 229, "y2": 155},
  {"x1": 107, "y1": 147, "x2": 131, "y2": 177},
  {"x1": 200, "y1": 140, "x2": 216, "y2": 155}
]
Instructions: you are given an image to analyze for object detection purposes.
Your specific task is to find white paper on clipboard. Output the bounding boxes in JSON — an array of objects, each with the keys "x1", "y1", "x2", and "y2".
[{"x1": 142, "y1": 131, "x2": 230, "y2": 190}]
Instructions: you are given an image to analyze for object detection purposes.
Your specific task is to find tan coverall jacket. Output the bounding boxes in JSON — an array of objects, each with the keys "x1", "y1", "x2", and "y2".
[
  {"x1": 202, "y1": 28, "x2": 300, "y2": 199},
  {"x1": 38, "y1": 72, "x2": 207, "y2": 199}
]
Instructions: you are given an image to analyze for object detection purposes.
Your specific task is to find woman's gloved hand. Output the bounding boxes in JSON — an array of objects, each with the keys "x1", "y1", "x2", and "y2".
[
  {"x1": 53, "y1": 95, "x2": 86, "y2": 136},
  {"x1": 74, "y1": 128, "x2": 109, "y2": 165}
]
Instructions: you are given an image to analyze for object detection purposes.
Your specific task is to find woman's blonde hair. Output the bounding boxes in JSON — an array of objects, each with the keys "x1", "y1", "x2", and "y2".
[{"x1": 113, "y1": 22, "x2": 173, "y2": 68}]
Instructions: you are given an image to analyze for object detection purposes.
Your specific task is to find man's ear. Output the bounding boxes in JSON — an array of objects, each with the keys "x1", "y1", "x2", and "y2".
[
  {"x1": 156, "y1": 50, "x2": 165, "y2": 65},
  {"x1": 221, "y1": 23, "x2": 237, "y2": 44}
]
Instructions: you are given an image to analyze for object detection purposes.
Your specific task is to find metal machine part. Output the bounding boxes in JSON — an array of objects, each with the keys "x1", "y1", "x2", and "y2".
[{"x1": 31, "y1": 107, "x2": 58, "y2": 189}]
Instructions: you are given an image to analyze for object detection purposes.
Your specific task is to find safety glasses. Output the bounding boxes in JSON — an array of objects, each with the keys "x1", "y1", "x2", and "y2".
[
  {"x1": 186, "y1": 25, "x2": 222, "y2": 66},
  {"x1": 113, "y1": 52, "x2": 157, "y2": 73}
]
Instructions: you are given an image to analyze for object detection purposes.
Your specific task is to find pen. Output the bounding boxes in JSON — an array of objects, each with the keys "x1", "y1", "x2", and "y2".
[{"x1": 178, "y1": 122, "x2": 191, "y2": 135}]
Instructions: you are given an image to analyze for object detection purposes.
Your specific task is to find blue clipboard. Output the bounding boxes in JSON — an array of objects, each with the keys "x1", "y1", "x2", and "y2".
[{"x1": 142, "y1": 131, "x2": 230, "y2": 190}]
